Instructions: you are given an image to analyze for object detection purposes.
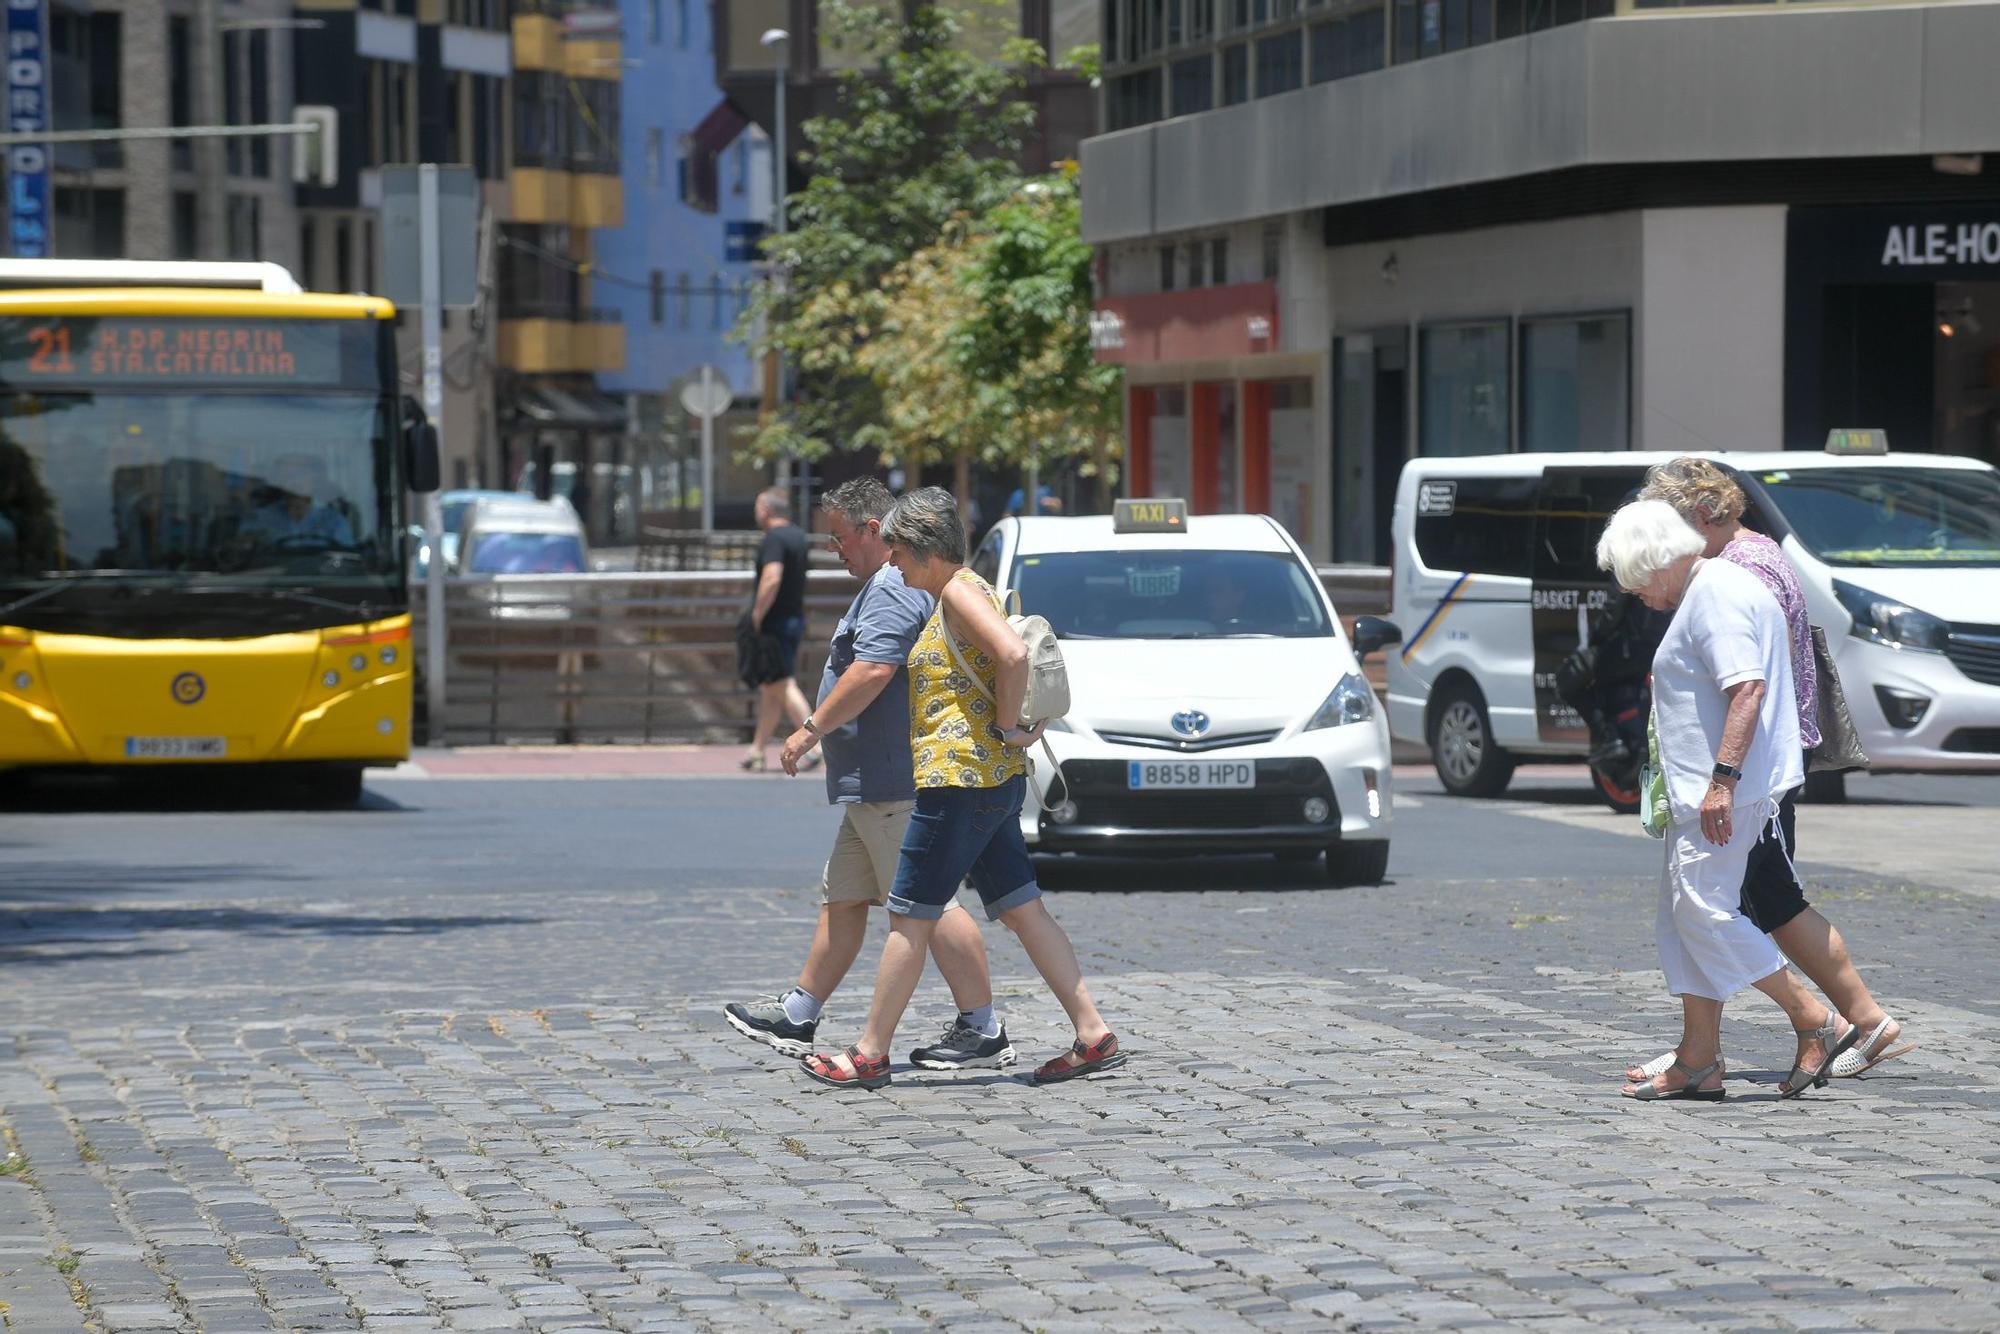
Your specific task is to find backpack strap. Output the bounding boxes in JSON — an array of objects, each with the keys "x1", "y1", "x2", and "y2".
[{"x1": 935, "y1": 604, "x2": 1069, "y2": 815}]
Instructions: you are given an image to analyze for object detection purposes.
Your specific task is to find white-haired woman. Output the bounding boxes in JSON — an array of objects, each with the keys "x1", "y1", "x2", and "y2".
[
  {"x1": 1597, "y1": 500, "x2": 1860, "y2": 1100},
  {"x1": 801, "y1": 487, "x2": 1123, "y2": 1091}
]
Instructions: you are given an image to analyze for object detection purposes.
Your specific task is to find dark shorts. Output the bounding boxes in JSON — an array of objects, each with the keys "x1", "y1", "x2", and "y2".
[
  {"x1": 886, "y1": 776, "x2": 1043, "y2": 922},
  {"x1": 770, "y1": 614, "x2": 805, "y2": 679},
  {"x1": 1739, "y1": 781, "x2": 1810, "y2": 934}
]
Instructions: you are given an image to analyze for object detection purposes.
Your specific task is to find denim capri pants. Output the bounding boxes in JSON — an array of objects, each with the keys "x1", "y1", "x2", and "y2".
[{"x1": 885, "y1": 775, "x2": 1043, "y2": 921}]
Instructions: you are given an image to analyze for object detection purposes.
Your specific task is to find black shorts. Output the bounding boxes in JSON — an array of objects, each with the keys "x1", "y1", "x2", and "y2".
[{"x1": 1739, "y1": 781, "x2": 1809, "y2": 934}]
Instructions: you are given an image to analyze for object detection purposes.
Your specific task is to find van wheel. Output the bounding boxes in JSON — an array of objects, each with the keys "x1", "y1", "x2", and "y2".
[
  {"x1": 1801, "y1": 770, "x2": 1847, "y2": 804},
  {"x1": 1324, "y1": 841, "x2": 1390, "y2": 887},
  {"x1": 1429, "y1": 681, "x2": 1516, "y2": 797}
]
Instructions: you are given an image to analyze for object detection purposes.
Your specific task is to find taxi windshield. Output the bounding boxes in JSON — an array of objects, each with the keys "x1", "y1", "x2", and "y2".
[
  {"x1": 1011, "y1": 549, "x2": 1333, "y2": 639},
  {"x1": 1755, "y1": 466, "x2": 2000, "y2": 568}
]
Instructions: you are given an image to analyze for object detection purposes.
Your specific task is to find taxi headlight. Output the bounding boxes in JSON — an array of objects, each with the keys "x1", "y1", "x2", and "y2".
[
  {"x1": 1833, "y1": 580, "x2": 1948, "y2": 653},
  {"x1": 1305, "y1": 673, "x2": 1374, "y2": 730}
]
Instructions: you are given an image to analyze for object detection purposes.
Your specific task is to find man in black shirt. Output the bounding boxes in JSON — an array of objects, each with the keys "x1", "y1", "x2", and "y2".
[{"x1": 744, "y1": 486, "x2": 815, "y2": 770}]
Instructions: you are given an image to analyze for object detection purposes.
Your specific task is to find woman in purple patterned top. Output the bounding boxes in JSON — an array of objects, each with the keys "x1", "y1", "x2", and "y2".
[{"x1": 1626, "y1": 459, "x2": 1912, "y2": 1085}]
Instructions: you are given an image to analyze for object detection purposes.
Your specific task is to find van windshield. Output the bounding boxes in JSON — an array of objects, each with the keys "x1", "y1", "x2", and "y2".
[
  {"x1": 1010, "y1": 549, "x2": 1332, "y2": 640},
  {"x1": 1753, "y1": 466, "x2": 2000, "y2": 568}
]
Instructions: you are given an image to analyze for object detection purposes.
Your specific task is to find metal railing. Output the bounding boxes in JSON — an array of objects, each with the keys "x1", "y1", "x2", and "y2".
[{"x1": 413, "y1": 565, "x2": 1396, "y2": 746}]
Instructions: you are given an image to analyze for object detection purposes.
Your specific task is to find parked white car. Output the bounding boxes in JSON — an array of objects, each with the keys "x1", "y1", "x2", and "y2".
[{"x1": 975, "y1": 501, "x2": 1400, "y2": 885}]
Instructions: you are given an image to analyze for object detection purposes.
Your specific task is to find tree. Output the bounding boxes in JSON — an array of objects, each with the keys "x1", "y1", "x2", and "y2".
[{"x1": 741, "y1": 1, "x2": 1040, "y2": 472}]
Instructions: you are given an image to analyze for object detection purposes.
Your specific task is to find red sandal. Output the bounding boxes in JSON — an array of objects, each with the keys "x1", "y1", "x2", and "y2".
[
  {"x1": 802, "y1": 1046, "x2": 891, "y2": 1090},
  {"x1": 1032, "y1": 1033, "x2": 1126, "y2": 1084}
]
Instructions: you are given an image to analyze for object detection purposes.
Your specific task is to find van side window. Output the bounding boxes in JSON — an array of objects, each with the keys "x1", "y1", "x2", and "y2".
[
  {"x1": 1412, "y1": 476, "x2": 1538, "y2": 578},
  {"x1": 1534, "y1": 468, "x2": 1646, "y2": 585}
]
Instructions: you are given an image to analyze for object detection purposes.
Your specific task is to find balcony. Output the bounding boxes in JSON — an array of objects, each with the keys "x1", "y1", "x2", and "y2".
[
  {"x1": 500, "y1": 305, "x2": 626, "y2": 374},
  {"x1": 508, "y1": 168, "x2": 625, "y2": 228}
]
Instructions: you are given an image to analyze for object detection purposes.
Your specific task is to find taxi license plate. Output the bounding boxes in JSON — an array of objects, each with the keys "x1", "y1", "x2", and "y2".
[
  {"x1": 125, "y1": 736, "x2": 227, "y2": 759},
  {"x1": 1127, "y1": 760, "x2": 1254, "y2": 790}
]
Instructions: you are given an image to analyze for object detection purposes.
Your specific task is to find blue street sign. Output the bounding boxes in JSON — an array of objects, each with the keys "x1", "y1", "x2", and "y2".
[
  {"x1": 5, "y1": 0, "x2": 50, "y2": 258},
  {"x1": 725, "y1": 221, "x2": 766, "y2": 265}
]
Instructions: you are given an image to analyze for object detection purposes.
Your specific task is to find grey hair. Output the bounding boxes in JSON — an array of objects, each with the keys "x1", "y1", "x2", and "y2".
[
  {"x1": 1597, "y1": 499, "x2": 1705, "y2": 592},
  {"x1": 879, "y1": 486, "x2": 967, "y2": 565},
  {"x1": 819, "y1": 476, "x2": 894, "y2": 528},
  {"x1": 756, "y1": 485, "x2": 791, "y2": 520}
]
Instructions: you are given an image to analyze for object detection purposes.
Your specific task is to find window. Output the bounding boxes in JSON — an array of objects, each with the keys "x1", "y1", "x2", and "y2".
[
  {"x1": 677, "y1": 273, "x2": 692, "y2": 328},
  {"x1": 570, "y1": 78, "x2": 621, "y2": 174},
  {"x1": 1411, "y1": 475, "x2": 1539, "y2": 578},
  {"x1": 733, "y1": 139, "x2": 749, "y2": 194},
  {"x1": 1108, "y1": 68, "x2": 1163, "y2": 130},
  {"x1": 712, "y1": 273, "x2": 725, "y2": 328},
  {"x1": 1210, "y1": 236, "x2": 1229, "y2": 284},
  {"x1": 1189, "y1": 0, "x2": 1216, "y2": 39},
  {"x1": 473, "y1": 75, "x2": 506, "y2": 179},
  {"x1": 227, "y1": 194, "x2": 262, "y2": 258},
  {"x1": 1420, "y1": 322, "x2": 1511, "y2": 457},
  {"x1": 1185, "y1": 239, "x2": 1206, "y2": 287},
  {"x1": 1012, "y1": 549, "x2": 1333, "y2": 640},
  {"x1": 1221, "y1": 43, "x2": 1250, "y2": 103},
  {"x1": 53, "y1": 187, "x2": 124, "y2": 258},
  {"x1": 646, "y1": 128, "x2": 665, "y2": 189},
  {"x1": 1521, "y1": 314, "x2": 1630, "y2": 452},
  {"x1": 679, "y1": 0, "x2": 691, "y2": 48},
  {"x1": 50, "y1": 10, "x2": 122, "y2": 169},
  {"x1": 1533, "y1": 468, "x2": 1648, "y2": 584},
  {"x1": 1170, "y1": 54, "x2": 1213, "y2": 115},
  {"x1": 650, "y1": 269, "x2": 665, "y2": 324},
  {"x1": 300, "y1": 219, "x2": 317, "y2": 287},
  {"x1": 1159, "y1": 245, "x2": 1177, "y2": 291},
  {"x1": 1393, "y1": 0, "x2": 1418, "y2": 60},
  {"x1": 1261, "y1": 222, "x2": 1281, "y2": 281},
  {"x1": 334, "y1": 218, "x2": 353, "y2": 292},
  {"x1": 169, "y1": 17, "x2": 194, "y2": 171},
  {"x1": 1254, "y1": 29, "x2": 1302, "y2": 97},
  {"x1": 647, "y1": 0, "x2": 662, "y2": 42},
  {"x1": 174, "y1": 194, "x2": 199, "y2": 260}
]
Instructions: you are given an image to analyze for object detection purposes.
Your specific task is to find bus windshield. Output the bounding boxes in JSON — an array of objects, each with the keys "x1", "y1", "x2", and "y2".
[
  {"x1": 1753, "y1": 466, "x2": 2000, "y2": 568},
  {"x1": 1011, "y1": 549, "x2": 1333, "y2": 640},
  {"x1": 0, "y1": 391, "x2": 401, "y2": 635}
]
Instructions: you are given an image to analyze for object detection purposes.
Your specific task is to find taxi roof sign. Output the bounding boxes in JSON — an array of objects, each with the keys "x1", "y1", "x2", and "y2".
[
  {"x1": 1113, "y1": 498, "x2": 1188, "y2": 534},
  {"x1": 1825, "y1": 428, "x2": 1889, "y2": 456}
]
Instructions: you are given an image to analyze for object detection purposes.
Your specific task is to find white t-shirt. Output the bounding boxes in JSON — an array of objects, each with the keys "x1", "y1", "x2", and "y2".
[{"x1": 1651, "y1": 559, "x2": 1803, "y2": 821}]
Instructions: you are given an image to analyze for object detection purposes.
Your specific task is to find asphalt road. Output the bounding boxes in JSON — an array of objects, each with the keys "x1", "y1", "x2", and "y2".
[{"x1": 3, "y1": 757, "x2": 1999, "y2": 1331}]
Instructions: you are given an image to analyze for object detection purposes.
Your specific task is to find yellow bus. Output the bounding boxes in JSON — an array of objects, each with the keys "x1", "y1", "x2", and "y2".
[{"x1": 0, "y1": 262, "x2": 439, "y2": 803}]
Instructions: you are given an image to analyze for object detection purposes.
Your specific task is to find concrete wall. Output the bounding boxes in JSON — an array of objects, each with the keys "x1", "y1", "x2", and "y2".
[
  {"x1": 1082, "y1": 1, "x2": 2000, "y2": 243},
  {"x1": 1636, "y1": 205, "x2": 1787, "y2": 453}
]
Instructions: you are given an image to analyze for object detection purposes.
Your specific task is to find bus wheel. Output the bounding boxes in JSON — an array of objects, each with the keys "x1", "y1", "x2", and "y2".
[
  {"x1": 1428, "y1": 681, "x2": 1516, "y2": 798},
  {"x1": 302, "y1": 766, "x2": 365, "y2": 806},
  {"x1": 1592, "y1": 763, "x2": 1641, "y2": 815}
]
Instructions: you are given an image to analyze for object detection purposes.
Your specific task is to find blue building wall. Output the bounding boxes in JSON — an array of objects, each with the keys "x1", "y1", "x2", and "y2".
[{"x1": 595, "y1": 0, "x2": 764, "y2": 401}]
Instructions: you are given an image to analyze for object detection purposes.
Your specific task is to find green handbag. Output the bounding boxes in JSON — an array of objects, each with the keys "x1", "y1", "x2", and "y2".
[{"x1": 1640, "y1": 705, "x2": 1670, "y2": 840}]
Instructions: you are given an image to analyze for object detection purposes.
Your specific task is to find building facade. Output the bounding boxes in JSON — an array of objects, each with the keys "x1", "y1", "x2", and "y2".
[
  {"x1": 592, "y1": 0, "x2": 771, "y2": 534},
  {"x1": 1082, "y1": 0, "x2": 2000, "y2": 564}
]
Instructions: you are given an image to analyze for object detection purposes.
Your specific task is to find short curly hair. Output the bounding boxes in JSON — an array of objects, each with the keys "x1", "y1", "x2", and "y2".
[{"x1": 1641, "y1": 456, "x2": 1745, "y2": 526}]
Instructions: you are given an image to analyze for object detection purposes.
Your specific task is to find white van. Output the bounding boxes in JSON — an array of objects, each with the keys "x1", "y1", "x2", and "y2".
[{"x1": 1386, "y1": 440, "x2": 2000, "y2": 801}]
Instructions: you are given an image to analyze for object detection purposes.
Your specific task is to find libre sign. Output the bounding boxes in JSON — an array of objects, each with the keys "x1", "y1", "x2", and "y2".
[{"x1": 5, "y1": 0, "x2": 49, "y2": 258}]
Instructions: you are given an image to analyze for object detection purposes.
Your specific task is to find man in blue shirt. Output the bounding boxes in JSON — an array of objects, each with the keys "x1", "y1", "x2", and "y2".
[{"x1": 724, "y1": 477, "x2": 1013, "y2": 1070}]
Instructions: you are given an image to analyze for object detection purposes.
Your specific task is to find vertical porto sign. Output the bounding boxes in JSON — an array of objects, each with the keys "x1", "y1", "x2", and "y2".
[{"x1": 5, "y1": 0, "x2": 49, "y2": 257}]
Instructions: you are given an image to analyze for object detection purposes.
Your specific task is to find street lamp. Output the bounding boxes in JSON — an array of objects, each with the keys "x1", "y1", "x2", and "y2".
[{"x1": 760, "y1": 27, "x2": 795, "y2": 505}]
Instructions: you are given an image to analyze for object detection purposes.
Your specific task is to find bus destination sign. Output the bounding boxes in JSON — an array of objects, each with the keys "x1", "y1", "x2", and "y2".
[{"x1": 0, "y1": 316, "x2": 373, "y2": 390}]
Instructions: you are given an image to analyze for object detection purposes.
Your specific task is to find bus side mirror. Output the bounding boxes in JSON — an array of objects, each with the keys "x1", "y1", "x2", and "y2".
[
  {"x1": 1351, "y1": 615, "x2": 1402, "y2": 659},
  {"x1": 405, "y1": 418, "x2": 441, "y2": 494}
]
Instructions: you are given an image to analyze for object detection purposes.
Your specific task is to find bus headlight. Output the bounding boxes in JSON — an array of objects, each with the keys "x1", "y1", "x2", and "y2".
[
  {"x1": 323, "y1": 669, "x2": 340, "y2": 688},
  {"x1": 1305, "y1": 673, "x2": 1374, "y2": 729},
  {"x1": 381, "y1": 647, "x2": 398, "y2": 666},
  {"x1": 349, "y1": 654, "x2": 368, "y2": 672}
]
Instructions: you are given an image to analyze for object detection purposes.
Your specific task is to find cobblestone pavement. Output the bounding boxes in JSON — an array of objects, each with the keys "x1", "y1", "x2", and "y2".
[{"x1": 3, "y1": 760, "x2": 1998, "y2": 1332}]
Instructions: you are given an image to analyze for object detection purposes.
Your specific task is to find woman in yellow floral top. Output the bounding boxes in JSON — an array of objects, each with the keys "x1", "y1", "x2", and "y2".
[{"x1": 803, "y1": 487, "x2": 1123, "y2": 1091}]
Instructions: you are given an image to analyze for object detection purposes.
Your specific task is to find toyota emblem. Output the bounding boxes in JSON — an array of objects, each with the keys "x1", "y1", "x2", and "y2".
[{"x1": 1171, "y1": 709, "x2": 1210, "y2": 739}]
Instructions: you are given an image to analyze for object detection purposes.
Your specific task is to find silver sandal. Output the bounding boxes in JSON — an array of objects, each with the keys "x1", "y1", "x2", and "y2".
[
  {"x1": 1624, "y1": 1057, "x2": 1726, "y2": 1102},
  {"x1": 1779, "y1": 1009, "x2": 1861, "y2": 1099}
]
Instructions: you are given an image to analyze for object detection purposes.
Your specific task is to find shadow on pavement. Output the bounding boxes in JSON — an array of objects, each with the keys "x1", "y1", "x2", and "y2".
[
  {"x1": 0, "y1": 903, "x2": 544, "y2": 967},
  {"x1": 0, "y1": 860, "x2": 311, "y2": 901},
  {"x1": 0, "y1": 772, "x2": 412, "y2": 814}
]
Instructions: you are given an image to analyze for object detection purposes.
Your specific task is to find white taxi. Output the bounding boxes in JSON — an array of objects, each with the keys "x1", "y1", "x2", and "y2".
[{"x1": 974, "y1": 500, "x2": 1400, "y2": 885}]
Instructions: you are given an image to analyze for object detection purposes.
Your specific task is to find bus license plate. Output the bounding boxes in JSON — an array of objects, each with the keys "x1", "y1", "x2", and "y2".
[
  {"x1": 1127, "y1": 760, "x2": 1255, "y2": 790},
  {"x1": 125, "y1": 736, "x2": 227, "y2": 759}
]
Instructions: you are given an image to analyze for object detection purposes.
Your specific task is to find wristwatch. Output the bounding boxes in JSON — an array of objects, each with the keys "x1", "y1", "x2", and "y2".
[
  {"x1": 1712, "y1": 761, "x2": 1743, "y2": 782},
  {"x1": 802, "y1": 715, "x2": 821, "y2": 737}
]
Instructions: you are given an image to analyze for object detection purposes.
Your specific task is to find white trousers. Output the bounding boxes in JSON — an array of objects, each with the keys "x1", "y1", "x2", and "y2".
[{"x1": 1656, "y1": 802, "x2": 1787, "y2": 1001}]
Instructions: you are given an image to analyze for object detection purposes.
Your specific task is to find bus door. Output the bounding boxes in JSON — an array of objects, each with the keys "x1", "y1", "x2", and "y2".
[{"x1": 1530, "y1": 467, "x2": 1646, "y2": 745}]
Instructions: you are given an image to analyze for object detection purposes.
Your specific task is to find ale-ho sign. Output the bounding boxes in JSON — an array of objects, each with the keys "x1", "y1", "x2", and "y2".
[{"x1": 1880, "y1": 221, "x2": 2000, "y2": 268}]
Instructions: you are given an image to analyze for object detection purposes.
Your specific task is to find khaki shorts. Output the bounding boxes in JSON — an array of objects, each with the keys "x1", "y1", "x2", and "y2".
[{"x1": 822, "y1": 800, "x2": 959, "y2": 910}]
